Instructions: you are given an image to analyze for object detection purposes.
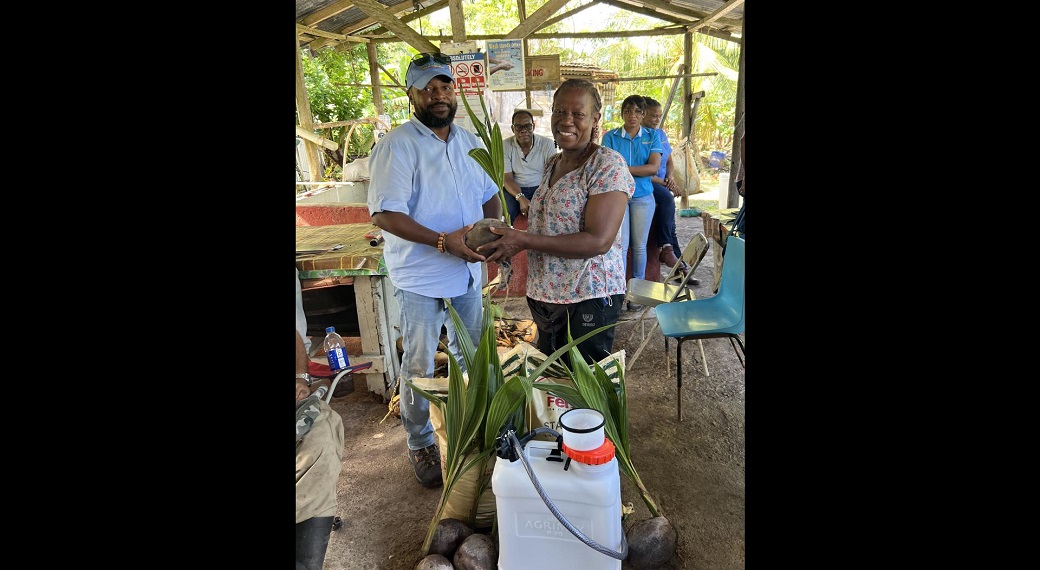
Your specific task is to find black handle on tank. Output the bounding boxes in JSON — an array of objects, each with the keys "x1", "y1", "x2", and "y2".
[{"x1": 495, "y1": 425, "x2": 562, "y2": 462}]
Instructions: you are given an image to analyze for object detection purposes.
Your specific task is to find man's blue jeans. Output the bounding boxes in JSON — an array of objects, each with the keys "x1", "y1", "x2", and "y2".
[
  {"x1": 619, "y1": 193, "x2": 657, "y2": 280},
  {"x1": 393, "y1": 285, "x2": 483, "y2": 451}
]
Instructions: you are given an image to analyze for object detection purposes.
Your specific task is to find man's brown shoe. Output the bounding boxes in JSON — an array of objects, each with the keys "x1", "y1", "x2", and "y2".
[
  {"x1": 659, "y1": 244, "x2": 681, "y2": 268},
  {"x1": 409, "y1": 445, "x2": 443, "y2": 488}
]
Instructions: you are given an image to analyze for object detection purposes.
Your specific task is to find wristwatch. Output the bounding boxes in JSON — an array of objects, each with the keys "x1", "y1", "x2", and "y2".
[{"x1": 296, "y1": 372, "x2": 313, "y2": 386}]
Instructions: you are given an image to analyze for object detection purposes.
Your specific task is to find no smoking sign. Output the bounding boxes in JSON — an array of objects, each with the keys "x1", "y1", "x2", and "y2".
[{"x1": 449, "y1": 53, "x2": 487, "y2": 94}]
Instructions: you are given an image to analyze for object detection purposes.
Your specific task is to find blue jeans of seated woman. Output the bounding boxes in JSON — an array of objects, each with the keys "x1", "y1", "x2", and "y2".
[
  {"x1": 651, "y1": 182, "x2": 681, "y2": 254},
  {"x1": 394, "y1": 285, "x2": 482, "y2": 451},
  {"x1": 619, "y1": 193, "x2": 657, "y2": 280}
]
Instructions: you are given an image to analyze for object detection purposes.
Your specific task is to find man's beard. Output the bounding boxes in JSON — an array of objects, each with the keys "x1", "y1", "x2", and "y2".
[{"x1": 415, "y1": 100, "x2": 457, "y2": 129}]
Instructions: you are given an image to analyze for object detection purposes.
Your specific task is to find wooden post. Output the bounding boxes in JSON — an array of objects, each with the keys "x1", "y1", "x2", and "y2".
[
  {"x1": 679, "y1": 90, "x2": 705, "y2": 209},
  {"x1": 296, "y1": 38, "x2": 324, "y2": 182},
  {"x1": 661, "y1": 63, "x2": 682, "y2": 130},
  {"x1": 727, "y1": 24, "x2": 745, "y2": 209},
  {"x1": 681, "y1": 31, "x2": 693, "y2": 139},
  {"x1": 448, "y1": 0, "x2": 466, "y2": 42},
  {"x1": 367, "y1": 43, "x2": 384, "y2": 118}
]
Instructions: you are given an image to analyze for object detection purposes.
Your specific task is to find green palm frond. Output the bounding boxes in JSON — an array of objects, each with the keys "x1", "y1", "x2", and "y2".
[
  {"x1": 407, "y1": 291, "x2": 663, "y2": 554},
  {"x1": 409, "y1": 293, "x2": 531, "y2": 554},
  {"x1": 530, "y1": 322, "x2": 661, "y2": 518},
  {"x1": 460, "y1": 92, "x2": 511, "y2": 226},
  {"x1": 483, "y1": 375, "x2": 531, "y2": 454}
]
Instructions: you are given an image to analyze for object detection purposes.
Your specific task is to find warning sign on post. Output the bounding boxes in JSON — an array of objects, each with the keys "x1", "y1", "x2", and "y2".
[
  {"x1": 524, "y1": 55, "x2": 561, "y2": 90},
  {"x1": 439, "y1": 42, "x2": 492, "y2": 134},
  {"x1": 449, "y1": 52, "x2": 487, "y2": 96}
]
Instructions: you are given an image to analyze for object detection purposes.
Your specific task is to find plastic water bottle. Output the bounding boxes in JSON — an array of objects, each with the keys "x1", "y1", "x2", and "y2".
[{"x1": 324, "y1": 326, "x2": 350, "y2": 372}]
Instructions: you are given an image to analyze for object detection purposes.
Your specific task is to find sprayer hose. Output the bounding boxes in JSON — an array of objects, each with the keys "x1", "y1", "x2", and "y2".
[{"x1": 508, "y1": 431, "x2": 628, "y2": 561}]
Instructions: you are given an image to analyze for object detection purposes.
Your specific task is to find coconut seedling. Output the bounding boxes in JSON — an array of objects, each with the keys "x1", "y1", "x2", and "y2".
[
  {"x1": 459, "y1": 90, "x2": 513, "y2": 317},
  {"x1": 531, "y1": 324, "x2": 677, "y2": 565},
  {"x1": 406, "y1": 293, "x2": 528, "y2": 555},
  {"x1": 407, "y1": 296, "x2": 618, "y2": 557},
  {"x1": 531, "y1": 322, "x2": 664, "y2": 520},
  {"x1": 459, "y1": 91, "x2": 511, "y2": 227}
]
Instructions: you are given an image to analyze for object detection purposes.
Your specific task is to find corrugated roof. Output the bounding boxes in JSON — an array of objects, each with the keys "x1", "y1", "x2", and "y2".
[{"x1": 296, "y1": 0, "x2": 744, "y2": 50}]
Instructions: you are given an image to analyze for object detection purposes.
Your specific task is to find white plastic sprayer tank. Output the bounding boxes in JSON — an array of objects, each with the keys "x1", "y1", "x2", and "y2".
[{"x1": 491, "y1": 438, "x2": 623, "y2": 569}]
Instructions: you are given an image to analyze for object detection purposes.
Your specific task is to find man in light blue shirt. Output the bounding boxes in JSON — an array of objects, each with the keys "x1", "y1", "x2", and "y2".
[{"x1": 367, "y1": 52, "x2": 502, "y2": 488}]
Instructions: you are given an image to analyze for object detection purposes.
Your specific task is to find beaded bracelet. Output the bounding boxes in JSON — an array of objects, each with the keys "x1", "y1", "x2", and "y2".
[{"x1": 436, "y1": 232, "x2": 447, "y2": 253}]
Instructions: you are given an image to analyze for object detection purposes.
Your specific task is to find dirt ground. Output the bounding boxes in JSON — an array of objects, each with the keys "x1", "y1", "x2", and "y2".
[{"x1": 317, "y1": 212, "x2": 745, "y2": 570}]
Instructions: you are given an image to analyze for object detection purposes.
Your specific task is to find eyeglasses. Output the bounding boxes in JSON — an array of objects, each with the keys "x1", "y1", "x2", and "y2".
[
  {"x1": 411, "y1": 52, "x2": 452, "y2": 68},
  {"x1": 511, "y1": 123, "x2": 534, "y2": 132}
]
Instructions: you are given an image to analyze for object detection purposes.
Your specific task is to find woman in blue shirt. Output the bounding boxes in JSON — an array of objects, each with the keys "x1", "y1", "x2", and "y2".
[{"x1": 601, "y1": 95, "x2": 662, "y2": 312}]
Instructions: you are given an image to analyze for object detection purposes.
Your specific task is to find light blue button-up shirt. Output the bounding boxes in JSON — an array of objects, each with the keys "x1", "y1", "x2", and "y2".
[{"x1": 367, "y1": 114, "x2": 501, "y2": 298}]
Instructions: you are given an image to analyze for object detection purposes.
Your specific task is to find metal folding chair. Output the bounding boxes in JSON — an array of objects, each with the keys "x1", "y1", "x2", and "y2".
[{"x1": 623, "y1": 233, "x2": 710, "y2": 373}]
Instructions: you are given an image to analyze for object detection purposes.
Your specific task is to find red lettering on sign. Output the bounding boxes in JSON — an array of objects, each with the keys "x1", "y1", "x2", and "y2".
[{"x1": 547, "y1": 395, "x2": 571, "y2": 409}]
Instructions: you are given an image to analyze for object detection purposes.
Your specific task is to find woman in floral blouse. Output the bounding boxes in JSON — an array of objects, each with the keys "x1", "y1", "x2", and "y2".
[{"x1": 479, "y1": 78, "x2": 635, "y2": 365}]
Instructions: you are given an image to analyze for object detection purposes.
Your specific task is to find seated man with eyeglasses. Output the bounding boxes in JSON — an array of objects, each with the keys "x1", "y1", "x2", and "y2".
[{"x1": 502, "y1": 110, "x2": 558, "y2": 223}]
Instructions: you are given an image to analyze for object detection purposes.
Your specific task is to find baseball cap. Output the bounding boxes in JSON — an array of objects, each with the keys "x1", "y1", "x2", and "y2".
[{"x1": 406, "y1": 52, "x2": 455, "y2": 90}]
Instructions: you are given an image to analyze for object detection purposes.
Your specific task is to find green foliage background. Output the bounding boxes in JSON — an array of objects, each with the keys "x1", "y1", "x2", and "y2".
[{"x1": 298, "y1": 1, "x2": 740, "y2": 168}]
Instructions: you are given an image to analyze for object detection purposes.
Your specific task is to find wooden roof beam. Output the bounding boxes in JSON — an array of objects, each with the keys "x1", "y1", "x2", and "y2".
[
  {"x1": 300, "y1": 1, "x2": 356, "y2": 27},
  {"x1": 685, "y1": 0, "x2": 744, "y2": 33},
  {"x1": 319, "y1": 0, "x2": 421, "y2": 51},
  {"x1": 597, "y1": 0, "x2": 691, "y2": 26},
  {"x1": 699, "y1": 27, "x2": 741, "y2": 43},
  {"x1": 296, "y1": 24, "x2": 347, "y2": 41},
  {"x1": 334, "y1": 0, "x2": 415, "y2": 37},
  {"x1": 503, "y1": 0, "x2": 573, "y2": 39},
  {"x1": 364, "y1": 25, "x2": 740, "y2": 44},
  {"x1": 357, "y1": 0, "x2": 448, "y2": 38},
  {"x1": 610, "y1": 0, "x2": 741, "y2": 29},
  {"x1": 536, "y1": 2, "x2": 601, "y2": 32},
  {"x1": 602, "y1": 0, "x2": 698, "y2": 22},
  {"x1": 420, "y1": 27, "x2": 700, "y2": 41},
  {"x1": 351, "y1": 0, "x2": 439, "y2": 53}
]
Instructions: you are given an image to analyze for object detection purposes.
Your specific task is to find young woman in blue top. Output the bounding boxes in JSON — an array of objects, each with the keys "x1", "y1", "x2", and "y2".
[{"x1": 600, "y1": 95, "x2": 662, "y2": 311}]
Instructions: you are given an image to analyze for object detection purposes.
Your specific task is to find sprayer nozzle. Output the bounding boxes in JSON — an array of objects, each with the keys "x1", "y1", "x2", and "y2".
[{"x1": 495, "y1": 427, "x2": 520, "y2": 461}]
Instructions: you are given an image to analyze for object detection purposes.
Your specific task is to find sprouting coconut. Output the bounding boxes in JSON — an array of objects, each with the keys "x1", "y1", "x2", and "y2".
[
  {"x1": 414, "y1": 553, "x2": 453, "y2": 570},
  {"x1": 625, "y1": 516, "x2": 678, "y2": 569},
  {"x1": 464, "y1": 218, "x2": 509, "y2": 249},
  {"x1": 428, "y1": 518, "x2": 474, "y2": 560},
  {"x1": 453, "y1": 532, "x2": 497, "y2": 570}
]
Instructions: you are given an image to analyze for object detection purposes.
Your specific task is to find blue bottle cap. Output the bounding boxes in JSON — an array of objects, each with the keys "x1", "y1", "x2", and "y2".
[{"x1": 325, "y1": 326, "x2": 336, "y2": 333}]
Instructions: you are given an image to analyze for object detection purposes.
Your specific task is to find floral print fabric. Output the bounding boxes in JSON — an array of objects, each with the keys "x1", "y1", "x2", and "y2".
[{"x1": 526, "y1": 146, "x2": 635, "y2": 303}]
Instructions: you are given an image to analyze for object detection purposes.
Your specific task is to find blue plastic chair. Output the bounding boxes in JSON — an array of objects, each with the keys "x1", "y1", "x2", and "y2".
[{"x1": 655, "y1": 236, "x2": 745, "y2": 421}]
